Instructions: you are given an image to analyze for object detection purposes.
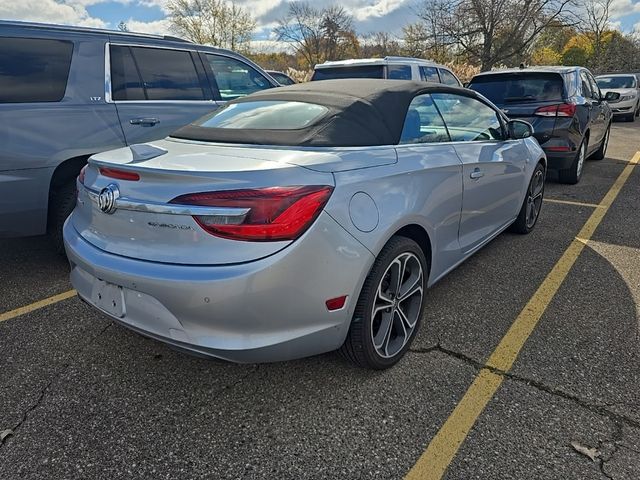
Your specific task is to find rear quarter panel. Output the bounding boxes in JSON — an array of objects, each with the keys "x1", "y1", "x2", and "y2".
[{"x1": 325, "y1": 145, "x2": 464, "y2": 286}]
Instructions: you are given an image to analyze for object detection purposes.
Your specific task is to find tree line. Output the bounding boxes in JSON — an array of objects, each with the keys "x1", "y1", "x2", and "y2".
[{"x1": 160, "y1": 0, "x2": 640, "y2": 80}]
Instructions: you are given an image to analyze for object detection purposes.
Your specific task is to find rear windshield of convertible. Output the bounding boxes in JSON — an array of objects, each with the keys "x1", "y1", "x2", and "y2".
[{"x1": 196, "y1": 101, "x2": 329, "y2": 130}]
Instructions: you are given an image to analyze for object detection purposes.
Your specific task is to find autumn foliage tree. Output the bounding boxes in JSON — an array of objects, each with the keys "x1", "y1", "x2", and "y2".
[
  {"x1": 274, "y1": 2, "x2": 360, "y2": 68},
  {"x1": 166, "y1": 0, "x2": 256, "y2": 52}
]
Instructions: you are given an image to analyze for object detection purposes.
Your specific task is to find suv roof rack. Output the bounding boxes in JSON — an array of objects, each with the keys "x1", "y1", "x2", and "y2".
[
  {"x1": 0, "y1": 20, "x2": 192, "y2": 43},
  {"x1": 383, "y1": 56, "x2": 438, "y2": 63}
]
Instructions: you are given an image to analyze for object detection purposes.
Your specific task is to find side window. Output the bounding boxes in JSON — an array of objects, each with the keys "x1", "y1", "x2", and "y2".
[
  {"x1": 206, "y1": 54, "x2": 271, "y2": 100},
  {"x1": 400, "y1": 94, "x2": 450, "y2": 144},
  {"x1": 387, "y1": 64, "x2": 412, "y2": 80},
  {"x1": 438, "y1": 69, "x2": 460, "y2": 86},
  {"x1": 0, "y1": 37, "x2": 73, "y2": 103},
  {"x1": 580, "y1": 71, "x2": 593, "y2": 99},
  {"x1": 420, "y1": 66, "x2": 440, "y2": 83},
  {"x1": 110, "y1": 45, "x2": 206, "y2": 101},
  {"x1": 432, "y1": 93, "x2": 504, "y2": 142},
  {"x1": 110, "y1": 45, "x2": 145, "y2": 101}
]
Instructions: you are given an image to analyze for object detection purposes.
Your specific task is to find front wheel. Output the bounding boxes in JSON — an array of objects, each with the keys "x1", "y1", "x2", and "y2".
[
  {"x1": 340, "y1": 236, "x2": 427, "y2": 369},
  {"x1": 510, "y1": 162, "x2": 545, "y2": 234},
  {"x1": 591, "y1": 125, "x2": 610, "y2": 160}
]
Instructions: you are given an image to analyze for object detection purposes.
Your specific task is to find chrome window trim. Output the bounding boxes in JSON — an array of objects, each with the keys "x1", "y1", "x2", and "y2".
[{"x1": 84, "y1": 184, "x2": 250, "y2": 217}]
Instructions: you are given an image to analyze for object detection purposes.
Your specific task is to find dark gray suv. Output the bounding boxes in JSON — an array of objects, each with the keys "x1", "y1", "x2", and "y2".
[
  {"x1": 0, "y1": 21, "x2": 277, "y2": 251},
  {"x1": 468, "y1": 67, "x2": 613, "y2": 184}
]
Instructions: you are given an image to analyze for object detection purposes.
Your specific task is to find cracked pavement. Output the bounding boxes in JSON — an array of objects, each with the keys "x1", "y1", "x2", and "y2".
[{"x1": 1, "y1": 121, "x2": 639, "y2": 479}]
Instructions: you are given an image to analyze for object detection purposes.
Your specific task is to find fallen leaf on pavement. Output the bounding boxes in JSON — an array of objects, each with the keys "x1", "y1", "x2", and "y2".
[{"x1": 571, "y1": 441, "x2": 600, "y2": 462}]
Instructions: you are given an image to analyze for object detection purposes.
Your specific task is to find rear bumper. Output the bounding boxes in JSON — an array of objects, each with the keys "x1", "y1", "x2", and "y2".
[
  {"x1": 542, "y1": 150, "x2": 577, "y2": 170},
  {"x1": 63, "y1": 212, "x2": 374, "y2": 363}
]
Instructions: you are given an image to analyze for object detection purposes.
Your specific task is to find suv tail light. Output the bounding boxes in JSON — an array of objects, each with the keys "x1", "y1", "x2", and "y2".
[
  {"x1": 534, "y1": 103, "x2": 576, "y2": 117},
  {"x1": 171, "y1": 185, "x2": 334, "y2": 242},
  {"x1": 99, "y1": 167, "x2": 140, "y2": 181}
]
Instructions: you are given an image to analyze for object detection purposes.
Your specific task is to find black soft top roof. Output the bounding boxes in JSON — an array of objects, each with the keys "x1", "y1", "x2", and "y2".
[{"x1": 172, "y1": 79, "x2": 473, "y2": 147}]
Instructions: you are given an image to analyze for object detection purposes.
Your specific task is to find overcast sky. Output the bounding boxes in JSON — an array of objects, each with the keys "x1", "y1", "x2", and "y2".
[{"x1": 2, "y1": 0, "x2": 640, "y2": 50}]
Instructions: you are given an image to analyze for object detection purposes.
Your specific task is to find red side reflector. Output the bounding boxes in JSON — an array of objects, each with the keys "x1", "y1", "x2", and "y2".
[
  {"x1": 326, "y1": 295, "x2": 347, "y2": 311},
  {"x1": 546, "y1": 146, "x2": 571, "y2": 152},
  {"x1": 99, "y1": 167, "x2": 140, "y2": 181}
]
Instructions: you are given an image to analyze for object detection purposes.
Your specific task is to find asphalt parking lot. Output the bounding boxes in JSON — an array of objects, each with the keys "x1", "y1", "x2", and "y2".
[{"x1": 1, "y1": 121, "x2": 639, "y2": 479}]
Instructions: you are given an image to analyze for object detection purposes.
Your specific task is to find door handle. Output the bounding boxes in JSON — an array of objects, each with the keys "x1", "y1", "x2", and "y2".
[
  {"x1": 130, "y1": 117, "x2": 160, "y2": 126},
  {"x1": 470, "y1": 168, "x2": 484, "y2": 179}
]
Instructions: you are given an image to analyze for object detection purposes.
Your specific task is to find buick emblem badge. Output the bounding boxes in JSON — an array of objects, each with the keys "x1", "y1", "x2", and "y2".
[{"x1": 98, "y1": 183, "x2": 119, "y2": 214}]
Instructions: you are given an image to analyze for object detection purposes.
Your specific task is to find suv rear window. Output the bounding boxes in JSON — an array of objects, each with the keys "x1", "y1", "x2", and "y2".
[
  {"x1": 0, "y1": 37, "x2": 73, "y2": 103},
  {"x1": 312, "y1": 65, "x2": 384, "y2": 81},
  {"x1": 469, "y1": 73, "x2": 564, "y2": 106},
  {"x1": 110, "y1": 45, "x2": 206, "y2": 101}
]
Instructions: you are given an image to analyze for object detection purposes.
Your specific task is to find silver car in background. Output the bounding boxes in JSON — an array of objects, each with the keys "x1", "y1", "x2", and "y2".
[
  {"x1": 596, "y1": 74, "x2": 640, "y2": 122},
  {"x1": 64, "y1": 80, "x2": 546, "y2": 369}
]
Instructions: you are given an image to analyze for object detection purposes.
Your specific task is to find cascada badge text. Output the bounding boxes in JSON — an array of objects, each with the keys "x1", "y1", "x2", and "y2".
[{"x1": 98, "y1": 184, "x2": 119, "y2": 214}]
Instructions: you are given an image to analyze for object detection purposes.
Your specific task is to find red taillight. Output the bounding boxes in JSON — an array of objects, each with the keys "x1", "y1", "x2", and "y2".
[
  {"x1": 171, "y1": 185, "x2": 334, "y2": 242},
  {"x1": 534, "y1": 103, "x2": 576, "y2": 117},
  {"x1": 99, "y1": 167, "x2": 140, "y2": 181},
  {"x1": 78, "y1": 165, "x2": 87, "y2": 185}
]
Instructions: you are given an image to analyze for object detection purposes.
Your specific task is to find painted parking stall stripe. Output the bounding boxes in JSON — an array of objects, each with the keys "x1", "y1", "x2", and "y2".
[
  {"x1": 405, "y1": 151, "x2": 640, "y2": 480},
  {"x1": 543, "y1": 198, "x2": 603, "y2": 209},
  {"x1": 0, "y1": 290, "x2": 77, "y2": 323}
]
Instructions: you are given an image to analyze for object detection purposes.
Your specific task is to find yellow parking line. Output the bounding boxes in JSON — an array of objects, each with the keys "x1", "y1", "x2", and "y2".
[
  {"x1": 0, "y1": 290, "x2": 77, "y2": 323},
  {"x1": 543, "y1": 198, "x2": 603, "y2": 209},
  {"x1": 405, "y1": 150, "x2": 640, "y2": 480}
]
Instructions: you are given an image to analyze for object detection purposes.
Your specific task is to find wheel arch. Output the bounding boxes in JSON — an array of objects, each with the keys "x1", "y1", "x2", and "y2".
[
  {"x1": 389, "y1": 224, "x2": 432, "y2": 277},
  {"x1": 49, "y1": 154, "x2": 91, "y2": 193}
]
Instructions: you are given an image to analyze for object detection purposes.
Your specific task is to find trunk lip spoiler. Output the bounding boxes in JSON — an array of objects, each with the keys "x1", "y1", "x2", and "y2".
[{"x1": 82, "y1": 184, "x2": 250, "y2": 218}]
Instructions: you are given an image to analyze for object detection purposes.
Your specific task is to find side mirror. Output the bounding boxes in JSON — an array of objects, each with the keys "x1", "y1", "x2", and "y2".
[
  {"x1": 507, "y1": 119, "x2": 534, "y2": 139},
  {"x1": 603, "y1": 91, "x2": 620, "y2": 102}
]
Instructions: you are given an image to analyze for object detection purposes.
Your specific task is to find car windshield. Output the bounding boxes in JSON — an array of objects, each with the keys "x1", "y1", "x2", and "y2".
[
  {"x1": 596, "y1": 76, "x2": 637, "y2": 89},
  {"x1": 468, "y1": 73, "x2": 564, "y2": 105},
  {"x1": 312, "y1": 65, "x2": 384, "y2": 81},
  {"x1": 194, "y1": 101, "x2": 329, "y2": 130},
  {"x1": 270, "y1": 72, "x2": 295, "y2": 85}
]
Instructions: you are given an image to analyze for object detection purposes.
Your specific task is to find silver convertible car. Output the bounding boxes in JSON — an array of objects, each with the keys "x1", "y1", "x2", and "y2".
[{"x1": 64, "y1": 80, "x2": 546, "y2": 369}]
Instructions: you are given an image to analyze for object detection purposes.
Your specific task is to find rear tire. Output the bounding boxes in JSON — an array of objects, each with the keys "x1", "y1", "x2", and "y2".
[
  {"x1": 559, "y1": 139, "x2": 586, "y2": 185},
  {"x1": 510, "y1": 162, "x2": 545, "y2": 234},
  {"x1": 340, "y1": 236, "x2": 428, "y2": 370},
  {"x1": 591, "y1": 124, "x2": 610, "y2": 160},
  {"x1": 47, "y1": 181, "x2": 76, "y2": 255}
]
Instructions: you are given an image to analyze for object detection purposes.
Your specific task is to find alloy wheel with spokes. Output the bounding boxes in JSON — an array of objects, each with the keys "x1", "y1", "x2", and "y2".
[
  {"x1": 370, "y1": 252, "x2": 424, "y2": 359},
  {"x1": 510, "y1": 161, "x2": 545, "y2": 234},
  {"x1": 525, "y1": 168, "x2": 544, "y2": 229},
  {"x1": 340, "y1": 236, "x2": 428, "y2": 369},
  {"x1": 576, "y1": 142, "x2": 585, "y2": 178}
]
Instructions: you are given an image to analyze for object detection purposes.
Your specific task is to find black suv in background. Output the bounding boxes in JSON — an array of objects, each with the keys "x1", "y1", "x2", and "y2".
[
  {"x1": 0, "y1": 21, "x2": 278, "y2": 252},
  {"x1": 468, "y1": 67, "x2": 613, "y2": 184}
]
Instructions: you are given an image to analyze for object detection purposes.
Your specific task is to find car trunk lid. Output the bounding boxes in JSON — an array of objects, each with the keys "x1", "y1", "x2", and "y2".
[{"x1": 72, "y1": 140, "x2": 337, "y2": 265}]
